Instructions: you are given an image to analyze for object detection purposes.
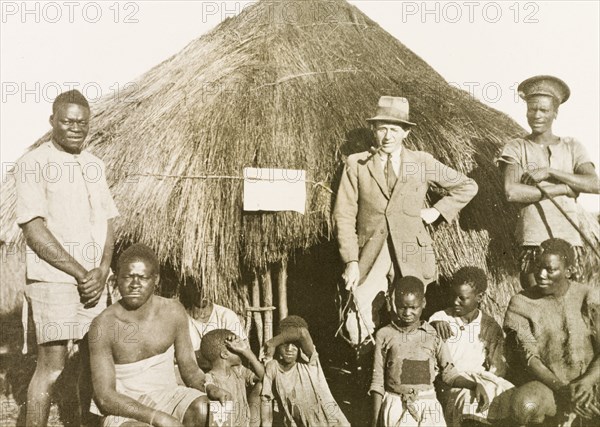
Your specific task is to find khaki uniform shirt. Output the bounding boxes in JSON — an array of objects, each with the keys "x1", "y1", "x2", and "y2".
[{"x1": 497, "y1": 137, "x2": 593, "y2": 246}]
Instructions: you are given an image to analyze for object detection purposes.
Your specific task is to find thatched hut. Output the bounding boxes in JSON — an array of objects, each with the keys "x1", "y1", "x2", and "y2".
[{"x1": 1, "y1": 0, "x2": 598, "y2": 339}]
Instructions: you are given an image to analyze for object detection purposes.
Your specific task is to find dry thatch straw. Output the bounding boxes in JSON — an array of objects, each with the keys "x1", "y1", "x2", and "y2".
[{"x1": 1, "y1": 0, "x2": 598, "y2": 321}]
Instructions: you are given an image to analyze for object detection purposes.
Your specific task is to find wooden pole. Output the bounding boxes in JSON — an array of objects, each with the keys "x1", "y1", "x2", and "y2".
[
  {"x1": 262, "y1": 268, "x2": 274, "y2": 342},
  {"x1": 251, "y1": 273, "x2": 263, "y2": 347},
  {"x1": 278, "y1": 259, "x2": 288, "y2": 321},
  {"x1": 244, "y1": 291, "x2": 252, "y2": 340}
]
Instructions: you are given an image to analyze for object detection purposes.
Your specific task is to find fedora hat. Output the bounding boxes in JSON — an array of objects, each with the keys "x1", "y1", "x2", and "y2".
[
  {"x1": 367, "y1": 96, "x2": 416, "y2": 127},
  {"x1": 518, "y1": 75, "x2": 570, "y2": 104}
]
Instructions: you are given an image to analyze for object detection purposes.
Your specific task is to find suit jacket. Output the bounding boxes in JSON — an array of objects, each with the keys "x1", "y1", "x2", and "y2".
[{"x1": 333, "y1": 148, "x2": 478, "y2": 284}]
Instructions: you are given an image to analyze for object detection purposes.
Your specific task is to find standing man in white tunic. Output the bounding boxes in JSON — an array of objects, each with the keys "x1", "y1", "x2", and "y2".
[{"x1": 15, "y1": 90, "x2": 119, "y2": 426}]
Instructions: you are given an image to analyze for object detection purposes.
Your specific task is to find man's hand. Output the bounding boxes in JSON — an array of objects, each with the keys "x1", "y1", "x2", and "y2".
[
  {"x1": 522, "y1": 167, "x2": 552, "y2": 185},
  {"x1": 342, "y1": 261, "x2": 360, "y2": 291},
  {"x1": 574, "y1": 401, "x2": 600, "y2": 419},
  {"x1": 564, "y1": 185, "x2": 579, "y2": 199},
  {"x1": 152, "y1": 411, "x2": 184, "y2": 427},
  {"x1": 567, "y1": 376, "x2": 600, "y2": 418},
  {"x1": 420, "y1": 208, "x2": 441, "y2": 225},
  {"x1": 263, "y1": 339, "x2": 277, "y2": 359},
  {"x1": 206, "y1": 385, "x2": 232, "y2": 404},
  {"x1": 430, "y1": 321, "x2": 454, "y2": 340},
  {"x1": 473, "y1": 382, "x2": 490, "y2": 413},
  {"x1": 78, "y1": 268, "x2": 106, "y2": 308}
]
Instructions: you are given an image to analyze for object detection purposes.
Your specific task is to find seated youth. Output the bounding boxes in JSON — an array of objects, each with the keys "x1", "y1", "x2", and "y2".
[
  {"x1": 504, "y1": 238, "x2": 600, "y2": 426},
  {"x1": 429, "y1": 267, "x2": 513, "y2": 426}
]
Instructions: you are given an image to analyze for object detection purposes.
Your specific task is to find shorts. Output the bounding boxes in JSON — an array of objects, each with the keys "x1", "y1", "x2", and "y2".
[
  {"x1": 102, "y1": 386, "x2": 205, "y2": 426},
  {"x1": 24, "y1": 281, "x2": 108, "y2": 345},
  {"x1": 379, "y1": 389, "x2": 446, "y2": 427}
]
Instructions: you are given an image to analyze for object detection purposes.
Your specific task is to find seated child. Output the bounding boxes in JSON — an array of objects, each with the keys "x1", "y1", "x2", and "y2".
[
  {"x1": 504, "y1": 238, "x2": 600, "y2": 426},
  {"x1": 429, "y1": 267, "x2": 513, "y2": 426},
  {"x1": 200, "y1": 329, "x2": 264, "y2": 427},
  {"x1": 180, "y1": 285, "x2": 248, "y2": 370},
  {"x1": 370, "y1": 276, "x2": 490, "y2": 427},
  {"x1": 261, "y1": 315, "x2": 350, "y2": 427}
]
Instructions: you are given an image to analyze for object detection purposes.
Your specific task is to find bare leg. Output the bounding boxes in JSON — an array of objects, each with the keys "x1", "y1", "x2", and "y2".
[
  {"x1": 182, "y1": 395, "x2": 209, "y2": 427},
  {"x1": 26, "y1": 341, "x2": 69, "y2": 427},
  {"x1": 78, "y1": 336, "x2": 94, "y2": 426}
]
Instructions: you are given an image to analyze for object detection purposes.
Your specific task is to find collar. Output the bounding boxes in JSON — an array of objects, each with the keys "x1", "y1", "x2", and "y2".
[
  {"x1": 379, "y1": 146, "x2": 402, "y2": 161},
  {"x1": 390, "y1": 320, "x2": 429, "y2": 333},
  {"x1": 45, "y1": 140, "x2": 85, "y2": 159},
  {"x1": 454, "y1": 309, "x2": 482, "y2": 327}
]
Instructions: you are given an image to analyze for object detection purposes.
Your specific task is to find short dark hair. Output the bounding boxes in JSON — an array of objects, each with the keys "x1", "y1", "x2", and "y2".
[
  {"x1": 117, "y1": 243, "x2": 160, "y2": 275},
  {"x1": 277, "y1": 315, "x2": 309, "y2": 335},
  {"x1": 52, "y1": 90, "x2": 90, "y2": 114},
  {"x1": 392, "y1": 276, "x2": 425, "y2": 300},
  {"x1": 452, "y1": 267, "x2": 488, "y2": 294},
  {"x1": 539, "y1": 238, "x2": 575, "y2": 267},
  {"x1": 200, "y1": 329, "x2": 235, "y2": 362}
]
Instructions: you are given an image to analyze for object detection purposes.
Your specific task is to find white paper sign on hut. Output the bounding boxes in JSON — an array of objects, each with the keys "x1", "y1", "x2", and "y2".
[{"x1": 243, "y1": 167, "x2": 306, "y2": 214}]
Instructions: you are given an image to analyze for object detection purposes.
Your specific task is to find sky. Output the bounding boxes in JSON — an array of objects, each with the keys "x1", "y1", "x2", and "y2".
[{"x1": 1, "y1": 0, "x2": 598, "y2": 212}]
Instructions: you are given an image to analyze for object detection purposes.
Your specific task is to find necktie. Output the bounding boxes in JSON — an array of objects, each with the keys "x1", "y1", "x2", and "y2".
[{"x1": 386, "y1": 154, "x2": 397, "y2": 193}]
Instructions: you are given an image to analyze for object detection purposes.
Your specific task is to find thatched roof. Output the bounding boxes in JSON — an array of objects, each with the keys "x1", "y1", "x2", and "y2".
[{"x1": 2, "y1": 0, "x2": 598, "y2": 318}]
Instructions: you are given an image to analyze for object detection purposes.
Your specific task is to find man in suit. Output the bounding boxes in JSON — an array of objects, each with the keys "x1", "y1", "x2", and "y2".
[{"x1": 333, "y1": 96, "x2": 478, "y2": 345}]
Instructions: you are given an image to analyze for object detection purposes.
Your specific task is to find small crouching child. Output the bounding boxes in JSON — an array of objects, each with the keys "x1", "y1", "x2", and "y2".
[
  {"x1": 261, "y1": 315, "x2": 350, "y2": 427},
  {"x1": 200, "y1": 329, "x2": 264, "y2": 427}
]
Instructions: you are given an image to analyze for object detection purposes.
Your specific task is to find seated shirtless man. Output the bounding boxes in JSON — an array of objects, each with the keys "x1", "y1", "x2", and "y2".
[{"x1": 89, "y1": 244, "x2": 229, "y2": 426}]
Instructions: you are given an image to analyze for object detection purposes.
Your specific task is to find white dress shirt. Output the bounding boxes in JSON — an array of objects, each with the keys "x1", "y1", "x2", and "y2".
[{"x1": 379, "y1": 147, "x2": 401, "y2": 176}]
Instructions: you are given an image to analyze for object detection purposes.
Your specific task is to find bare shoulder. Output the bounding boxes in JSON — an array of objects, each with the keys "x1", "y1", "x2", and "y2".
[
  {"x1": 89, "y1": 304, "x2": 120, "y2": 343},
  {"x1": 155, "y1": 296, "x2": 188, "y2": 324}
]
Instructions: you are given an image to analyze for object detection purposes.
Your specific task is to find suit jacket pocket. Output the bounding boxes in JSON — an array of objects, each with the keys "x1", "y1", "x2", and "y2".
[
  {"x1": 416, "y1": 233, "x2": 436, "y2": 280},
  {"x1": 416, "y1": 232, "x2": 433, "y2": 246},
  {"x1": 402, "y1": 195, "x2": 422, "y2": 217}
]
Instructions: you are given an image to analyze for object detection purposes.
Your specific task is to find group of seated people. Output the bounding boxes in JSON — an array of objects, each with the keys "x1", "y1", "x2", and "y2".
[
  {"x1": 369, "y1": 237, "x2": 599, "y2": 427},
  {"x1": 84, "y1": 236, "x2": 599, "y2": 427},
  {"x1": 87, "y1": 243, "x2": 350, "y2": 427}
]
